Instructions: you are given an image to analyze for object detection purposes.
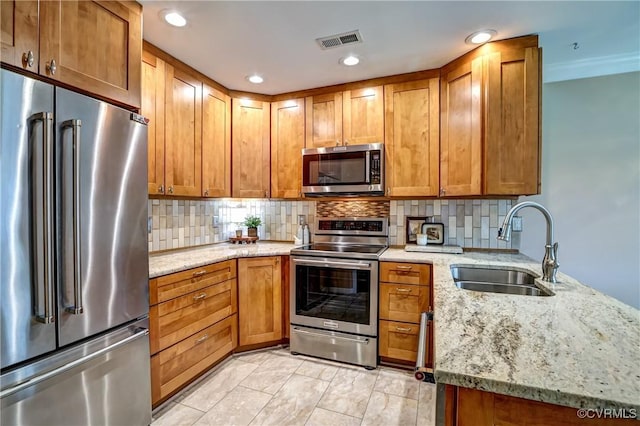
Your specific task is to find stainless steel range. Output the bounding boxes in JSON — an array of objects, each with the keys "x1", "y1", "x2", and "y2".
[{"x1": 290, "y1": 217, "x2": 388, "y2": 368}]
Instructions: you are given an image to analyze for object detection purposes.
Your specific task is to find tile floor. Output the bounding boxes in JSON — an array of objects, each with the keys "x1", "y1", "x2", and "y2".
[{"x1": 152, "y1": 347, "x2": 437, "y2": 426}]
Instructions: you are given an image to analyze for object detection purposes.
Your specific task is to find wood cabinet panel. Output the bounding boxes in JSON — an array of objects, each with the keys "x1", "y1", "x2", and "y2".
[
  {"x1": 380, "y1": 262, "x2": 431, "y2": 286},
  {"x1": 379, "y1": 283, "x2": 429, "y2": 323},
  {"x1": 141, "y1": 50, "x2": 166, "y2": 195},
  {"x1": 151, "y1": 314, "x2": 237, "y2": 406},
  {"x1": 384, "y1": 79, "x2": 440, "y2": 196},
  {"x1": 232, "y1": 98, "x2": 270, "y2": 198},
  {"x1": 0, "y1": 0, "x2": 38, "y2": 70},
  {"x1": 282, "y1": 256, "x2": 290, "y2": 339},
  {"x1": 202, "y1": 84, "x2": 231, "y2": 197},
  {"x1": 39, "y1": 1, "x2": 141, "y2": 108},
  {"x1": 305, "y1": 92, "x2": 342, "y2": 148},
  {"x1": 484, "y1": 47, "x2": 540, "y2": 195},
  {"x1": 164, "y1": 64, "x2": 202, "y2": 196},
  {"x1": 343, "y1": 86, "x2": 384, "y2": 145},
  {"x1": 440, "y1": 56, "x2": 483, "y2": 196},
  {"x1": 238, "y1": 257, "x2": 282, "y2": 345},
  {"x1": 379, "y1": 320, "x2": 430, "y2": 363},
  {"x1": 271, "y1": 98, "x2": 305, "y2": 198}
]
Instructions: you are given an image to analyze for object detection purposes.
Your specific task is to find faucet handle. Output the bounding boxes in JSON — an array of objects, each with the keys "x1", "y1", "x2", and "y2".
[{"x1": 552, "y1": 242, "x2": 559, "y2": 265}]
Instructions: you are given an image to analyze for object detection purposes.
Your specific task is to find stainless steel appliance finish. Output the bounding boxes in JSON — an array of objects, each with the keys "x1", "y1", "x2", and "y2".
[
  {"x1": 1, "y1": 69, "x2": 151, "y2": 425},
  {"x1": 290, "y1": 325, "x2": 377, "y2": 368},
  {"x1": 450, "y1": 265, "x2": 553, "y2": 297},
  {"x1": 302, "y1": 143, "x2": 384, "y2": 196}
]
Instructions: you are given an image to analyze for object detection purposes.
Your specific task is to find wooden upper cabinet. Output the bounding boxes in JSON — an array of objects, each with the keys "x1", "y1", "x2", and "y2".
[
  {"x1": 385, "y1": 79, "x2": 440, "y2": 197},
  {"x1": 271, "y1": 98, "x2": 305, "y2": 198},
  {"x1": 164, "y1": 64, "x2": 202, "y2": 197},
  {"x1": 440, "y1": 56, "x2": 483, "y2": 196},
  {"x1": 0, "y1": 0, "x2": 38, "y2": 71},
  {"x1": 141, "y1": 50, "x2": 166, "y2": 195},
  {"x1": 39, "y1": 1, "x2": 142, "y2": 109},
  {"x1": 305, "y1": 92, "x2": 342, "y2": 148},
  {"x1": 484, "y1": 47, "x2": 540, "y2": 195},
  {"x1": 231, "y1": 98, "x2": 270, "y2": 198},
  {"x1": 343, "y1": 86, "x2": 384, "y2": 145},
  {"x1": 238, "y1": 257, "x2": 282, "y2": 346},
  {"x1": 202, "y1": 84, "x2": 231, "y2": 197}
]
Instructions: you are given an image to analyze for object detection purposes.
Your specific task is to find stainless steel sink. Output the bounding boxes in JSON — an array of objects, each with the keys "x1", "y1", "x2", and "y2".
[{"x1": 450, "y1": 266, "x2": 553, "y2": 297}]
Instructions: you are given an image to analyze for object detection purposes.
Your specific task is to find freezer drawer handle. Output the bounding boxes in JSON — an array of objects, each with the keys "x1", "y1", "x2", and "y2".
[
  {"x1": 292, "y1": 327, "x2": 369, "y2": 344},
  {"x1": 62, "y1": 119, "x2": 84, "y2": 315},
  {"x1": 0, "y1": 327, "x2": 149, "y2": 399},
  {"x1": 30, "y1": 112, "x2": 55, "y2": 324}
]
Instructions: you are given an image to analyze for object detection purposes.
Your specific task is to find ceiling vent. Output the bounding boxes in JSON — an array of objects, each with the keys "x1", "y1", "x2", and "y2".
[{"x1": 316, "y1": 30, "x2": 363, "y2": 50}]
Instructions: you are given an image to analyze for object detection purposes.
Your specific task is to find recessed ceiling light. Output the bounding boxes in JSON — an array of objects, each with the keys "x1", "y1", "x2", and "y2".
[
  {"x1": 161, "y1": 10, "x2": 186, "y2": 27},
  {"x1": 465, "y1": 30, "x2": 497, "y2": 45},
  {"x1": 340, "y1": 55, "x2": 360, "y2": 66},
  {"x1": 247, "y1": 75, "x2": 264, "y2": 84}
]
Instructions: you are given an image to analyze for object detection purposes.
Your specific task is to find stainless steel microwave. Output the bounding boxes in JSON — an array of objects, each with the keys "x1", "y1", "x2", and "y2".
[{"x1": 302, "y1": 143, "x2": 384, "y2": 196}]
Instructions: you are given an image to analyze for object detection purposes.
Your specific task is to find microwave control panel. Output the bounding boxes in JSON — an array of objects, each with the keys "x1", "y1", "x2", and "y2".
[{"x1": 370, "y1": 151, "x2": 381, "y2": 184}]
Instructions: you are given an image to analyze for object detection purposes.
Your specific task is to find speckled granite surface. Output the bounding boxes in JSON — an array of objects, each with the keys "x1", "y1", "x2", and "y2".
[
  {"x1": 149, "y1": 244, "x2": 640, "y2": 411},
  {"x1": 380, "y1": 249, "x2": 640, "y2": 412}
]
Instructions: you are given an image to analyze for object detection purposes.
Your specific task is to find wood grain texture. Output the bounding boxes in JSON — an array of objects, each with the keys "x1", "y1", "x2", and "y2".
[
  {"x1": 202, "y1": 83, "x2": 231, "y2": 197},
  {"x1": 238, "y1": 256, "x2": 282, "y2": 345},
  {"x1": 440, "y1": 56, "x2": 483, "y2": 196},
  {"x1": 343, "y1": 85, "x2": 384, "y2": 145},
  {"x1": 305, "y1": 92, "x2": 343, "y2": 148},
  {"x1": 380, "y1": 262, "x2": 432, "y2": 287},
  {"x1": 379, "y1": 283, "x2": 429, "y2": 323},
  {"x1": 379, "y1": 319, "x2": 430, "y2": 364},
  {"x1": 281, "y1": 255, "x2": 290, "y2": 339},
  {"x1": 164, "y1": 63, "x2": 202, "y2": 196},
  {"x1": 142, "y1": 50, "x2": 166, "y2": 195},
  {"x1": 271, "y1": 98, "x2": 304, "y2": 198},
  {"x1": 384, "y1": 79, "x2": 440, "y2": 196},
  {"x1": 39, "y1": 1, "x2": 142, "y2": 108},
  {"x1": 231, "y1": 98, "x2": 271, "y2": 198},
  {"x1": 0, "y1": 0, "x2": 38, "y2": 70}
]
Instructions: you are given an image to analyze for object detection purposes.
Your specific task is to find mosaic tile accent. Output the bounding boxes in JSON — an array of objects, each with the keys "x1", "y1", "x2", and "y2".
[{"x1": 316, "y1": 200, "x2": 390, "y2": 218}]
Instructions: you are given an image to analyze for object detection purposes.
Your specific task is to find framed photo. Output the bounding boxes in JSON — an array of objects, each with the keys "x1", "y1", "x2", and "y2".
[
  {"x1": 406, "y1": 217, "x2": 428, "y2": 244},
  {"x1": 423, "y1": 223, "x2": 445, "y2": 245}
]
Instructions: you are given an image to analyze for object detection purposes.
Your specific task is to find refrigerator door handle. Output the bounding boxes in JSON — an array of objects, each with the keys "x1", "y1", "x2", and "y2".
[
  {"x1": 61, "y1": 119, "x2": 84, "y2": 315},
  {"x1": 29, "y1": 112, "x2": 55, "y2": 324},
  {"x1": 0, "y1": 327, "x2": 149, "y2": 399}
]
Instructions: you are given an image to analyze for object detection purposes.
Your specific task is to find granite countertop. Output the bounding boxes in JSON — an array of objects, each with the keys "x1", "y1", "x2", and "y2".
[{"x1": 149, "y1": 243, "x2": 640, "y2": 411}]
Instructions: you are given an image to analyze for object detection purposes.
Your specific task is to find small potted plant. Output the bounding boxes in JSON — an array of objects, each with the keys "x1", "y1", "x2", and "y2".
[{"x1": 243, "y1": 215, "x2": 262, "y2": 238}]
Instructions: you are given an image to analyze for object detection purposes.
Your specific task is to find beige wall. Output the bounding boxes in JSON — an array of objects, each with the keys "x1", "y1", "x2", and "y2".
[{"x1": 520, "y1": 71, "x2": 640, "y2": 308}]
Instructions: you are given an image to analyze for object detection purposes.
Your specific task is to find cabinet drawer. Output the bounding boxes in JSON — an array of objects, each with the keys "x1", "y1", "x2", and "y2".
[
  {"x1": 379, "y1": 283, "x2": 429, "y2": 323},
  {"x1": 379, "y1": 320, "x2": 430, "y2": 363},
  {"x1": 150, "y1": 260, "x2": 236, "y2": 305},
  {"x1": 151, "y1": 314, "x2": 237, "y2": 406},
  {"x1": 380, "y1": 262, "x2": 431, "y2": 285},
  {"x1": 150, "y1": 278, "x2": 237, "y2": 354}
]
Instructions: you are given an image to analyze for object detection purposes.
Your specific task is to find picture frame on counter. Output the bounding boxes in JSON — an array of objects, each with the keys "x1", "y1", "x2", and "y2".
[
  {"x1": 422, "y1": 222, "x2": 445, "y2": 245},
  {"x1": 406, "y1": 216, "x2": 428, "y2": 244}
]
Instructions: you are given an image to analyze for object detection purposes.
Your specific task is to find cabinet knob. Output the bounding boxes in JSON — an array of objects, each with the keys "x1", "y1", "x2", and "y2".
[
  {"x1": 336, "y1": 140, "x2": 340, "y2": 146},
  {"x1": 158, "y1": 185, "x2": 164, "y2": 194},
  {"x1": 264, "y1": 190, "x2": 268, "y2": 198},
  {"x1": 204, "y1": 189, "x2": 209, "y2": 197},
  {"x1": 440, "y1": 188, "x2": 446, "y2": 196},
  {"x1": 46, "y1": 59, "x2": 57, "y2": 75},
  {"x1": 387, "y1": 188, "x2": 391, "y2": 195},
  {"x1": 168, "y1": 186, "x2": 174, "y2": 194},
  {"x1": 344, "y1": 139, "x2": 349, "y2": 145},
  {"x1": 22, "y1": 50, "x2": 35, "y2": 68}
]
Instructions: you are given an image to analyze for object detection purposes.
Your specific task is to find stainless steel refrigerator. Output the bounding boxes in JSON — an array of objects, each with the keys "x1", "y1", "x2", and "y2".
[{"x1": 0, "y1": 68, "x2": 151, "y2": 425}]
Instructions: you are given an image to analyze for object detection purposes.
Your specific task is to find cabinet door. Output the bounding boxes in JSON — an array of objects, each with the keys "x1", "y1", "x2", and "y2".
[
  {"x1": 231, "y1": 98, "x2": 270, "y2": 198},
  {"x1": 271, "y1": 98, "x2": 305, "y2": 198},
  {"x1": 484, "y1": 47, "x2": 540, "y2": 195},
  {"x1": 39, "y1": 1, "x2": 142, "y2": 108},
  {"x1": 385, "y1": 79, "x2": 439, "y2": 196},
  {"x1": 142, "y1": 50, "x2": 166, "y2": 195},
  {"x1": 343, "y1": 86, "x2": 384, "y2": 145},
  {"x1": 202, "y1": 84, "x2": 231, "y2": 197},
  {"x1": 0, "y1": 0, "x2": 38, "y2": 71},
  {"x1": 164, "y1": 64, "x2": 202, "y2": 197},
  {"x1": 238, "y1": 257, "x2": 282, "y2": 346},
  {"x1": 305, "y1": 92, "x2": 342, "y2": 148},
  {"x1": 440, "y1": 57, "x2": 483, "y2": 196}
]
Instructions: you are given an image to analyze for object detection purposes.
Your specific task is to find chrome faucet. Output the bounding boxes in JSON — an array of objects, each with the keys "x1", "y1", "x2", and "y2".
[{"x1": 497, "y1": 201, "x2": 559, "y2": 283}]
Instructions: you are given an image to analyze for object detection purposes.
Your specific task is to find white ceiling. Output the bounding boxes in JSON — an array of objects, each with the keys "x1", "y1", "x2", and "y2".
[{"x1": 140, "y1": 1, "x2": 640, "y2": 95}]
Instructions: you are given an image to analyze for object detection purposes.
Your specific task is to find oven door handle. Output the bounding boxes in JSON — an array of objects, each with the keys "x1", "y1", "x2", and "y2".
[
  {"x1": 293, "y1": 259, "x2": 372, "y2": 270},
  {"x1": 292, "y1": 327, "x2": 370, "y2": 344}
]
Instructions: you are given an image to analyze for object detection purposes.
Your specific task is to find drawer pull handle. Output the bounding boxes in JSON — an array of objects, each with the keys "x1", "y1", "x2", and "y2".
[
  {"x1": 396, "y1": 265, "x2": 413, "y2": 270},
  {"x1": 193, "y1": 293, "x2": 207, "y2": 301},
  {"x1": 396, "y1": 288, "x2": 412, "y2": 293},
  {"x1": 195, "y1": 334, "x2": 209, "y2": 344},
  {"x1": 395, "y1": 327, "x2": 413, "y2": 332},
  {"x1": 192, "y1": 270, "x2": 207, "y2": 277}
]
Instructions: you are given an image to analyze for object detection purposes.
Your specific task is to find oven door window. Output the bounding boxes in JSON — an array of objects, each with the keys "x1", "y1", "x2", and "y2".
[
  {"x1": 295, "y1": 264, "x2": 371, "y2": 325},
  {"x1": 303, "y1": 152, "x2": 367, "y2": 186}
]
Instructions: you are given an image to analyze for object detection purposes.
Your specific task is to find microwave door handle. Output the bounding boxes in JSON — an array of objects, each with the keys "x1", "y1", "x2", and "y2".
[{"x1": 365, "y1": 151, "x2": 371, "y2": 183}]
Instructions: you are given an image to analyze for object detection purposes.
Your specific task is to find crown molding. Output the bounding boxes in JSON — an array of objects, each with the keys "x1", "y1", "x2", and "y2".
[{"x1": 544, "y1": 52, "x2": 640, "y2": 83}]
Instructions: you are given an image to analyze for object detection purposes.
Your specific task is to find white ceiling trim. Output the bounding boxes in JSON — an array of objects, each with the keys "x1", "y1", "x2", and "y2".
[{"x1": 544, "y1": 52, "x2": 640, "y2": 83}]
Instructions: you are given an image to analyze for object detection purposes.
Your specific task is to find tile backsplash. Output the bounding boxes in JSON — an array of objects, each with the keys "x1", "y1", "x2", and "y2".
[{"x1": 148, "y1": 198, "x2": 517, "y2": 253}]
